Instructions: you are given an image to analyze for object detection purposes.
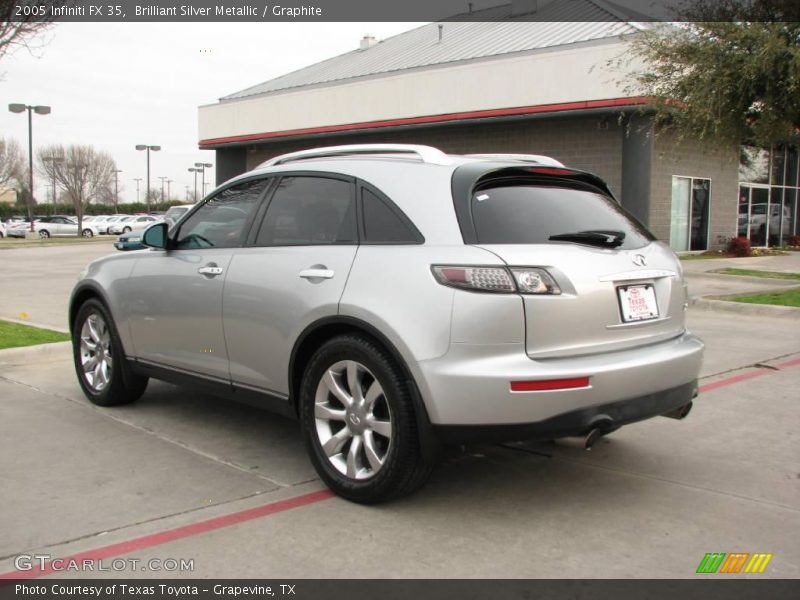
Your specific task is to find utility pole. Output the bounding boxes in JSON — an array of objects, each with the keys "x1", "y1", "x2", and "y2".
[
  {"x1": 133, "y1": 178, "x2": 142, "y2": 205},
  {"x1": 158, "y1": 176, "x2": 168, "y2": 205},
  {"x1": 166, "y1": 179, "x2": 173, "y2": 202},
  {"x1": 112, "y1": 169, "x2": 122, "y2": 212}
]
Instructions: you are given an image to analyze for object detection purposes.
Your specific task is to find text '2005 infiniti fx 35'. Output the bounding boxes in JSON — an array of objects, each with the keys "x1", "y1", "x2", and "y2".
[{"x1": 70, "y1": 144, "x2": 703, "y2": 503}]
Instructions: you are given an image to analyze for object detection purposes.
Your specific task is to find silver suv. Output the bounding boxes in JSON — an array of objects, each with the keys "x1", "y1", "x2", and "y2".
[{"x1": 70, "y1": 144, "x2": 704, "y2": 503}]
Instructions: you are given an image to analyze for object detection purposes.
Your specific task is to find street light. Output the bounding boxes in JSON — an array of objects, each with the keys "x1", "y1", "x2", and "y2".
[
  {"x1": 167, "y1": 179, "x2": 173, "y2": 202},
  {"x1": 42, "y1": 155, "x2": 63, "y2": 215},
  {"x1": 135, "y1": 144, "x2": 160, "y2": 213},
  {"x1": 188, "y1": 167, "x2": 200, "y2": 202},
  {"x1": 133, "y1": 178, "x2": 142, "y2": 205},
  {"x1": 194, "y1": 162, "x2": 213, "y2": 199},
  {"x1": 112, "y1": 169, "x2": 122, "y2": 212},
  {"x1": 9, "y1": 103, "x2": 51, "y2": 231}
]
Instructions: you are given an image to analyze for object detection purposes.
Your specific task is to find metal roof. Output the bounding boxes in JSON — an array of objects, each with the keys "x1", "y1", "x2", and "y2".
[{"x1": 221, "y1": 0, "x2": 647, "y2": 102}]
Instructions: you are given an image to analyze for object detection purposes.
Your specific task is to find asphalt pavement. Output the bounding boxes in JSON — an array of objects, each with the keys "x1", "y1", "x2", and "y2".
[{"x1": 0, "y1": 243, "x2": 798, "y2": 579}]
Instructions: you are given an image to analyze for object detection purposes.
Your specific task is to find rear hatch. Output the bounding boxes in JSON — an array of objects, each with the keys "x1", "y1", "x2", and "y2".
[{"x1": 456, "y1": 165, "x2": 686, "y2": 359}]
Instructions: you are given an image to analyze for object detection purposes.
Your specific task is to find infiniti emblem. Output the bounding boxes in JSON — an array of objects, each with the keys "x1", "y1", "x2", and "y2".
[
  {"x1": 349, "y1": 413, "x2": 361, "y2": 426},
  {"x1": 632, "y1": 254, "x2": 647, "y2": 267}
]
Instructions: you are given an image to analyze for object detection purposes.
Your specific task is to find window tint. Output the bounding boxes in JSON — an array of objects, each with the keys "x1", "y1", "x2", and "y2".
[
  {"x1": 362, "y1": 188, "x2": 418, "y2": 243},
  {"x1": 256, "y1": 176, "x2": 355, "y2": 246},
  {"x1": 175, "y1": 179, "x2": 269, "y2": 249},
  {"x1": 471, "y1": 183, "x2": 654, "y2": 249}
]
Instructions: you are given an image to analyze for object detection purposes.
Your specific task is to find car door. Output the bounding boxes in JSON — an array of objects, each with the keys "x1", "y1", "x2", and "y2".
[
  {"x1": 60, "y1": 217, "x2": 78, "y2": 236},
  {"x1": 223, "y1": 174, "x2": 359, "y2": 396},
  {"x1": 126, "y1": 178, "x2": 271, "y2": 381}
]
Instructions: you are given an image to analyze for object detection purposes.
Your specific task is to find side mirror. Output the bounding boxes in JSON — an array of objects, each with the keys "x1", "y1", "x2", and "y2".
[{"x1": 142, "y1": 222, "x2": 168, "y2": 249}]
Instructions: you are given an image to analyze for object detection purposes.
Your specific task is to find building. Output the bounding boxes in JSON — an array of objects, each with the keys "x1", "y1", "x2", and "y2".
[
  {"x1": 0, "y1": 186, "x2": 17, "y2": 204},
  {"x1": 198, "y1": 0, "x2": 797, "y2": 250}
]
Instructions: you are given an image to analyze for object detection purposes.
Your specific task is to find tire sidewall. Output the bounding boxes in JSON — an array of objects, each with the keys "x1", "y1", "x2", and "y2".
[
  {"x1": 72, "y1": 299, "x2": 130, "y2": 406},
  {"x1": 300, "y1": 336, "x2": 417, "y2": 503}
]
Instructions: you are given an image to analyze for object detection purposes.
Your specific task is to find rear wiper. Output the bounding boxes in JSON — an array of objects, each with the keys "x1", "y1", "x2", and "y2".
[{"x1": 548, "y1": 230, "x2": 626, "y2": 248}]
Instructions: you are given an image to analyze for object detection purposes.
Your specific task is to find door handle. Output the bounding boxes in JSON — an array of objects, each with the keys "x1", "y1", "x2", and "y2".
[
  {"x1": 198, "y1": 265, "x2": 224, "y2": 277},
  {"x1": 299, "y1": 268, "x2": 334, "y2": 280}
]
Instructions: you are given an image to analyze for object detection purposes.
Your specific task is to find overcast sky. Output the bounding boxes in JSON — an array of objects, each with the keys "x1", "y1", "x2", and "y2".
[{"x1": 0, "y1": 22, "x2": 420, "y2": 205}]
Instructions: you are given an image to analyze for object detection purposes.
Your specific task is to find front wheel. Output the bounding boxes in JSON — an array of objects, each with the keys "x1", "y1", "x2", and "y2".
[
  {"x1": 82, "y1": 229, "x2": 93, "y2": 237},
  {"x1": 72, "y1": 298, "x2": 148, "y2": 406},
  {"x1": 300, "y1": 334, "x2": 434, "y2": 503},
  {"x1": 39, "y1": 230, "x2": 50, "y2": 239},
  {"x1": 122, "y1": 226, "x2": 131, "y2": 233}
]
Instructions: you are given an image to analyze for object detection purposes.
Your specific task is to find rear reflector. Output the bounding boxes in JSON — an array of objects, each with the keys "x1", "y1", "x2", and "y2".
[{"x1": 510, "y1": 377, "x2": 590, "y2": 392}]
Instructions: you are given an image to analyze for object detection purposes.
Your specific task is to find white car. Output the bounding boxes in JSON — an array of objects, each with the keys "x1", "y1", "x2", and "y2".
[
  {"x1": 31, "y1": 215, "x2": 99, "y2": 238},
  {"x1": 96, "y1": 215, "x2": 129, "y2": 234},
  {"x1": 164, "y1": 204, "x2": 194, "y2": 227},
  {"x1": 109, "y1": 215, "x2": 161, "y2": 235},
  {"x1": 0, "y1": 222, "x2": 6, "y2": 238}
]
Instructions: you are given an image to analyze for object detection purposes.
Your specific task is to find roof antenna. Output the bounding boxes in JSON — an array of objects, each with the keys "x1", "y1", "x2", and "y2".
[{"x1": 438, "y1": 24, "x2": 444, "y2": 43}]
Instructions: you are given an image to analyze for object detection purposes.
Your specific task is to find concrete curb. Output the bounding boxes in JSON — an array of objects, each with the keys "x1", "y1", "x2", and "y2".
[
  {"x1": 691, "y1": 297, "x2": 800, "y2": 319},
  {"x1": 0, "y1": 341, "x2": 71, "y2": 364}
]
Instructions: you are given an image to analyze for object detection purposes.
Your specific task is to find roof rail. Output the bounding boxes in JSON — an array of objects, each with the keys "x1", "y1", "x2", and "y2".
[
  {"x1": 464, "y1": 154, "x2": 566, "y2": 168},
  {"x1": 259, "y1": 144, "x2": 453, "y2": 168}
]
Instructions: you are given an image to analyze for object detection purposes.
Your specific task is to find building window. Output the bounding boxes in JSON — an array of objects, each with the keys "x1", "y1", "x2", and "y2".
[
  {"x1": 670, "y1": 176, "x2": 711, "y2": 251},
  {"x1": 739, "y1": 145, "x2": 799, "y2": 246}
]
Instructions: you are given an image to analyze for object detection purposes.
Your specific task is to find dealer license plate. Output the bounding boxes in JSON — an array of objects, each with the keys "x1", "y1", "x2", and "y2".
[{"x1": 617, "y1": 284, "x2": 659, "y2": 322}]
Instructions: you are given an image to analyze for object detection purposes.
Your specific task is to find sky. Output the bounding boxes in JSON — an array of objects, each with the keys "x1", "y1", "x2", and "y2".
[{"x1": 0, "y1": 22, "x2": 420, "y2": 205}]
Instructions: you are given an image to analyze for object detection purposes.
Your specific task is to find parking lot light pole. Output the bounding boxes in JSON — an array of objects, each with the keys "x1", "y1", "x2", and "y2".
[
  {"x1": 133, "y1": 178, "x2": 142, "y2": 207},
  {"x1": 167, "y1": 179, "x2": 173, "y2": 202},
  {"x1": 188, "y1": 167, "x2": 200, "y2": 202},
  {"x1": 112, "y1": 169, "x2": 122, "y2": 212},
  {"x1": 158, "y1": 176, "x2": 168, "y2": 205},
  {"x1": 194, "y1": 162, "x2": 213, "y2": 198},
  {"x1": 135, "y1": 144, "x2": 161, "y2": 213},
  {"x1": 9, "y1": 103, "x2": 51, "y2": 231}
]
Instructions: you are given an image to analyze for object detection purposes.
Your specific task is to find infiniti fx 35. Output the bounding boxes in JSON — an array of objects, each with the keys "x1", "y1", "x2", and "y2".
[{"x1": 70, "y1": 144, "x2": 704, "y2": 503}]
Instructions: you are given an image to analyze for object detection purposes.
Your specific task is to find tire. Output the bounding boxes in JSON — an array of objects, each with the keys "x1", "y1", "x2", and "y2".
[
  {"x1": 300, "y1": 334, "x2": 434, "y2": 503},
  {"x1": 39, "y1": 230, "x2": 50, "y2": 239},
  {"x1": 72, "y1": 298, "x2": 148, "y2": 406},
  {"x1": 123, "y1": 226, "x2": 131, "y2": 233},
  {"x1": 82, "y1": 229, "x2": 93, "y2": 237}
]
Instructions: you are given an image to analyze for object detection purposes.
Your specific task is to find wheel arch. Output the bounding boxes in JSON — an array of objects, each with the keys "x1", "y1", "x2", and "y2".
[
  {"x1": 289, "y1": 316, "x2": 438, "y2": 456},
  {"x1": 69, "y1": 282, "x2": 113, "y2": 336}
]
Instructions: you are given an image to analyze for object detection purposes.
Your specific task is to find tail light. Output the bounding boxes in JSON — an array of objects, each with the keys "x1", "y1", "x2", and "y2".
[{"x1": 431, "y1": 265, "x2": 560, "y2": 295}]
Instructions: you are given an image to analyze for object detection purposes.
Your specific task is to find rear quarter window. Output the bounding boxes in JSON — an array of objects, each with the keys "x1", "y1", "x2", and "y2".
[{"x1": 471, "y1": 183, "x2": 654, "y2": 249}]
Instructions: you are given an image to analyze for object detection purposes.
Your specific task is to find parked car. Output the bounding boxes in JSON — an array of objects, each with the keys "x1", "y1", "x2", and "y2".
[
  {"x1": 95, "y1": 215, "x2": 129, "y2": 234},
  {"x1": 164, "y1": 204, "x2": 194, "y2": 227},
  {"x1": 69, "y1": 144, "x2": 704, "y2": 503},
  {"x1": 109, "y1": 215, "x2": 161, "y2": 235},
  {"x1": 114, "y1": 229, "x2": 147, "y2": 251},
  {"x1": 32, "y1": 215, "x2": 99, "y2": 238},
  {"x1": 0, "y1": 222, "x2": 5, "y2": 238}
]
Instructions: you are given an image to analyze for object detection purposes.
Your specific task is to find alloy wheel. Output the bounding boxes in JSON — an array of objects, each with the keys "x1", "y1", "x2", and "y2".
[
  {"x1": 79, "y1": 312, "x2": 113, "y2": 392},
  {"x1": 314, "y1": 360, "x2": 393, "y2": 480}
]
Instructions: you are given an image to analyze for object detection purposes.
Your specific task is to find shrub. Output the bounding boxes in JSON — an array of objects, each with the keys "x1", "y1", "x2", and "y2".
[
  {"x1": 726, "y1": 236, "x2": 752, "y2": 257},
  {"x1": 787, "y1": 234, "x2": 800, "y2": 248}
]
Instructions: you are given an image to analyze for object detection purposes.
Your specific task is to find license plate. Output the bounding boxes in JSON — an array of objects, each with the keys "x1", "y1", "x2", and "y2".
[{"x1": 617, "y1": 284, "x2": 659, "y2": 322}]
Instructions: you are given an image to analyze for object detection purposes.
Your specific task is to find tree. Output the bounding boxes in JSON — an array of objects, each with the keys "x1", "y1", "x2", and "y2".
[
  {"x1": 0, "y1": 137, "x2": 24, "y2": 188},
  {"x1": 37, "y1": 144, "x2": 116, "y2": 235},
  {"x1": 0, "y1": 1, "x2": 62, "y2": 65},
  {"x1": 622, "y1": 0, "x2": 800, "y2": 148}
]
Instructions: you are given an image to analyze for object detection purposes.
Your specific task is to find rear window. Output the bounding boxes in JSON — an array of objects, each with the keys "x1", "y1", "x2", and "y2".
[{"x1": 471, "y1": 183, "x2": 654, "y2": 249}]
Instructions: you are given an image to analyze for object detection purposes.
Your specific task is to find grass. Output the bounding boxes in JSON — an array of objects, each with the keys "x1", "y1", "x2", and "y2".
[
  {"x1": 0, "y1": 320, "x2": 70, "y2": 350},
  {"x1": 730, "y1": 289, "x2": 800, "y2": 308},
  {"x1": 0, "y1": 236, "x2": 112, "y2": 249},
  {"x1": 716, "y1": 268, "x2": 800, "y2": 280},
  {"x1": 678, "y1": 253, "x2": 731, "y2": 261}
]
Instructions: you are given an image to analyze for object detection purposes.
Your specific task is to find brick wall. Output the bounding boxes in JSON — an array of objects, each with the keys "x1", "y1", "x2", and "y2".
[
  {"x1": 649, "y1": 131, "x2": 739, "y2": 250},
  {"x1": 243, "y1": 115, "x2": 626, "y2": 198}
]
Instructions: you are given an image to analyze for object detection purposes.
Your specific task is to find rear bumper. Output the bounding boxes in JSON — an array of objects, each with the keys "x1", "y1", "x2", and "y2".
[
  {"x1": 434, "y1": 380, "x2": 696, "y2": 444},
  {"x1": 415, "y1": 331, "x2": 704, "y2": 426}
]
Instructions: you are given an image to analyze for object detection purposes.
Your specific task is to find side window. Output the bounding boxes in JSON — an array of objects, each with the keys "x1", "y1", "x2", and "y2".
[
  {"x1": 175, "y1": 179, "x2": 269, "y2": 249},
  {"x1": 255, "y1": 176, "x2": 356, "y2": 246},
  {"x1": 361, "y1": 188, "x2": 420, "y2": 243}
]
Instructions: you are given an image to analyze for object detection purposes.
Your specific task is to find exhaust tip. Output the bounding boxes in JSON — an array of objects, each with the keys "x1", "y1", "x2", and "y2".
[
  {"x1": 584, "y1": 427, "x2": 604, "y2": 450},
  {"x1": 662, "y1": 401, "x2": 693, "y2": 420}
]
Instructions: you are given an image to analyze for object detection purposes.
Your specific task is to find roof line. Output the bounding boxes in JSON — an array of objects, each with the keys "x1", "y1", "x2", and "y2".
[{"x1": 199, "y1": 96, "x2": 650, "y2": 148}]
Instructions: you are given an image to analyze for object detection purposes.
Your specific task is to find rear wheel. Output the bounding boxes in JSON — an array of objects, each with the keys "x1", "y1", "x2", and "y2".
[
  {"x1": 300, "y1": 334, "x2": 434, "y2": 503},
  {"x1": 38, "y1": 230, "x2": 50, "y2": 238},
  {"x1": 72, "y1": 298, "x2": 148, "y2": 406},
  {"x1": 122, "y1": 226, "x2": 132, "y2": 233},
  {"x1": 82, "y1": 229, "x2": 93, "y2": 237}
]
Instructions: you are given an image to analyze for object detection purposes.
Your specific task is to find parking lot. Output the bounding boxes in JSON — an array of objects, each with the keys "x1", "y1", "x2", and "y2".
[{"x1": 0, "y1": 242, "x2": 798, "y2": 579}]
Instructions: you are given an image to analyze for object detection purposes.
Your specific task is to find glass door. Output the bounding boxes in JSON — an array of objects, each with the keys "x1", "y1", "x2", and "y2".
[{"x1": 671, "y1": 176, "x2": 711, "y2": 251}]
